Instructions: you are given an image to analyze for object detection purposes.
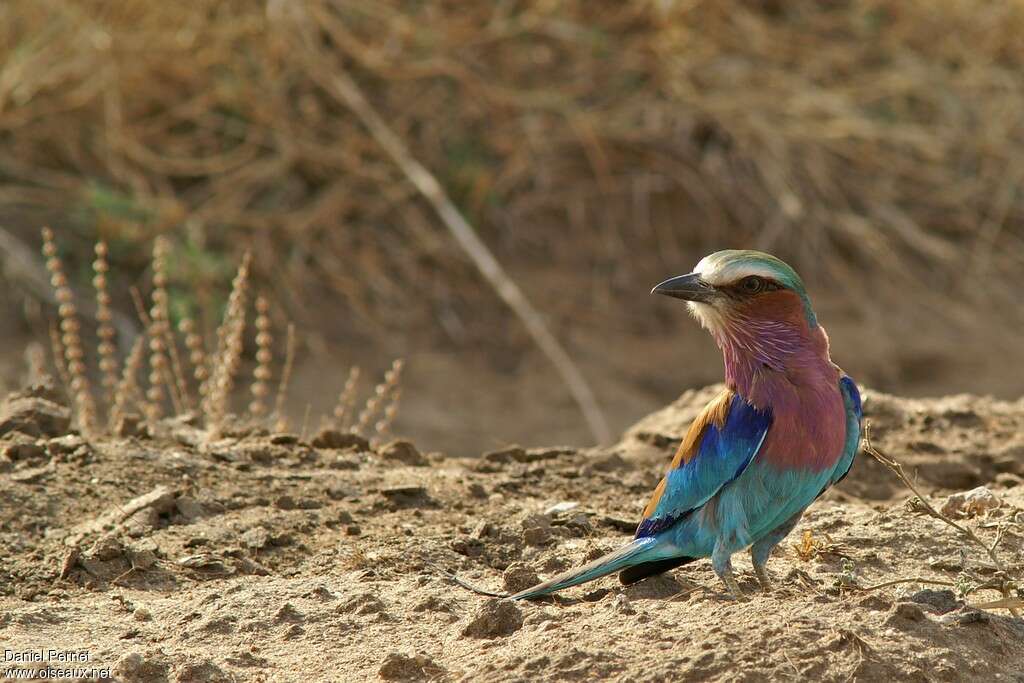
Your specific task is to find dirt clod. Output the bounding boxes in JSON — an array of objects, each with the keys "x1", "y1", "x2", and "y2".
[
  {"x1": 311, "y1": 429, "x2": 369, "y2": 451},
  {"x1": 379, "y1": 652, "x2": 445, "y2": 681},
  {"x1": 0, "y1": 395, "x2": 70, "y2": 438},
  {"x1": 502, "y1": 562, "x2": 541, "y2": 593},
  {"x1": 461, "y1": 600, "x2": 524, "y2": 638},
  {"x1": 379, "y1": 440, "x2": 428, "y2": 466}
]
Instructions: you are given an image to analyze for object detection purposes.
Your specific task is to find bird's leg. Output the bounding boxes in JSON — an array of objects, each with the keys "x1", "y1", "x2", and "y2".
[
  {"x1": 711, "y1": 543, "x2": 746, "y2": 602},
  {"x1": 752, "y1": 562, "x2": 773, "y2": 593},
  {"x1": 749, "y1": 512, "x2": 802, "y2": 593}
]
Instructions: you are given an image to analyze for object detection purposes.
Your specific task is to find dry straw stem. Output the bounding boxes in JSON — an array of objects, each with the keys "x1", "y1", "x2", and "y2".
[
  {"x1": 48, "y1": 321, "x2": 72, "y2": 397},
  {"x1": 375, "y1": 387, "x2": 401, "y2": 440},
  {"x1": 356, "y1": 360, "x2": 402, "y2": 437},
  {"x1": 863, "y1": 424, "x2": 1021, "y2": 618},
  {"x1": 92, "y1": 241, "x2": 119, "y2": 409},
  {"x1": 110, "y1": 334, "x2": 146, "y2": 430},
  {"x1": 203, "y1": 251, "x2": 252, "y2": 434},
  {"x1": 248, "y1": 295, "x2": 272, "y2": 419},
  {"x1": 144, "y1": 237, "x2": 179, "y2": 420},
  {"x1": 24, "y1": 342, "x2": 47, "y2": 386},
  {"x1": 42, "y1": 227, "x2": 97, "y2": 435},
  {"x1": 332, "y1": 365, "x2": 361, "y2": 431},
  {"x1": 179, "y1": 318, "x2": 208, "y2": 399},
  {"x1": 288, "y1": 11, "x2": 610, "y2": 443},
  {"x1": 273, "y1": 322, "x2": 296, "y2": 432}
]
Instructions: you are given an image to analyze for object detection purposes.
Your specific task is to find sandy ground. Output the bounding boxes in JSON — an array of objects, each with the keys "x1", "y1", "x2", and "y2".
[{"x1": 1, "y1": 384, "x2": 1023, "y2": 682}]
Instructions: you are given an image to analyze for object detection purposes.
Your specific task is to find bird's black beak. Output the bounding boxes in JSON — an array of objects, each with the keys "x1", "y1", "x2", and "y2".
[{"x1": 651, "y1": 273, "x2": 716, "y2": 303}]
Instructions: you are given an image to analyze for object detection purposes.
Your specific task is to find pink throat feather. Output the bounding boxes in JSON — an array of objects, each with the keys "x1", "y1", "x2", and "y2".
[{"x1": 702, "y1": 305, "x2": 847, "y2": 473}]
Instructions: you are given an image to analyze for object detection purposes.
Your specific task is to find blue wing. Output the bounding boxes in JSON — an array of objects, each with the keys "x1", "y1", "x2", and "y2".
[
  {"x1": 636, "y1": 389, "x2": 772, "y2": 538},
  {"x1": 828, "y1": 375, "x2": 862, "y2": 488}
]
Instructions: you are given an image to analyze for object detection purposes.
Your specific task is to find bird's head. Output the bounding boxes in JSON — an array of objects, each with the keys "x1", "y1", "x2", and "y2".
[{"x1": 653, "y1": 249, "x2": 818, "y2": 346}]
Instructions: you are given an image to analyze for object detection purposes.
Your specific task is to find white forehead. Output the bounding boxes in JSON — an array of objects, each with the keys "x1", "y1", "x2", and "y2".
[{"x1": 693, "y1": 255, "x2": 782, "y2": 287}]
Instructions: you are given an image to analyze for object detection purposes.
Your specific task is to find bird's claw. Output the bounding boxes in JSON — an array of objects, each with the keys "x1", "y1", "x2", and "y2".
[
  {"x1": 720, "y1": 572, "x2": 748, "y2": 602},
  {"x1": 753, "y1": 566, "x2": 774, "y2": 592}
]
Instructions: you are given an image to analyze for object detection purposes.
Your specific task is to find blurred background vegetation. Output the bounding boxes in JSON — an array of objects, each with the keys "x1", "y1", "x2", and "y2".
[{"x1": 2, "y1": 0, "x2": 1023, "y2": 454}]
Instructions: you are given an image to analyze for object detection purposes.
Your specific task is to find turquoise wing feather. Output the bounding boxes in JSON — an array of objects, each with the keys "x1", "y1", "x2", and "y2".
[
  {"x1": 636, "y1": 390, "x2": 773, "y2": 538},
  {"x1": 829, "y1": 375, "x2": 862, "y2": 487}
]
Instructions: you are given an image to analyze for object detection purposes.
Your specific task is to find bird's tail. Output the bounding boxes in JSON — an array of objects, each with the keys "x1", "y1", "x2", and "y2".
[{"x1": 507, "y1": 537, "x2": 672, "y2": 600}]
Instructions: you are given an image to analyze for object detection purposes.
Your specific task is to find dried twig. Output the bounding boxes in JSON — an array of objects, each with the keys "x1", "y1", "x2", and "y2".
[
  {"x1": 863, "y1": 424, "x2": 1020, "y2": 617},
  {"x1": 293, "y1": 19, "x2": 611, "y2": 444},
  {"x1": 272, "y1": 323, "x2": 296, "y2": 432}
]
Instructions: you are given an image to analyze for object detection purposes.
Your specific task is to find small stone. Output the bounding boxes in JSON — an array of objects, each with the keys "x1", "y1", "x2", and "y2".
[
  {"x1": 544, "y1": 502, "x2": 579, "y2": 515},
  {"x1": 114, "y1": 651, "x2": 170, "y2": 683},
  {"x1": 336, "y1": 510, "x2": 355, "y2": 524},
  {"x1": 269, "y1": 433, "x2": 299, "y2": 445},
  {"x1": 380, "y1": 486, "x2": 432, "y2": 509},
  {"x1": 461, "y1": 600, "x2": 523, "y2": 638},
  {"x1": 0, "y1": 396, "x2": 70, "y2": 438},
  {"x1": 940, "y1": 486, "x2": 1001, "y2": 518},
  {"x1": 886, "y1": 602, "x2": 928, "y2": 626},
  {"x1": 10, "y1": 464, "x2": 52, "y2": 483},
  {"x1": 175, "y1": 496, "x2": 205, "y2": 521},
  {"x1": 522, "y1": 526, "x2": 551, "y2": 547},
  {"x1": 115, "y1": 414, "x2": 147, "y2": 438},
  {"x1": 242, "y1": 526, "x2": 271, "y2": 550},
  {"x1": 502, "y1": 562, "x2": 540, "y2": 593},
  {"x1": 908, "y1": 588, "x2": 959, "y2": 614},
  {"x1": 128, "y1": 542, "x2": 159, "y2": 570},
  {"x1": 88, "y1": 534, "x2": 126, "y2": 562},
  {"x1": 274, "y1": 603, "x2": 304, "y2": 623},
  {"x1": 467, "y1": 483, "x2": 487, "y2": 498},
  {"x1": 346, "y1": 525, "x2": 362, "y2": 537},
  {"x1": 379, "y1": 440, "x2": 428, "y2": 466},
  {"x1": 133, "y1": 607, "x2": 152, "y2": 622},
  {"x1": 483, "y1": 446, "x2": 526, "y2": 464},
  {"x1": 379, "y1": 653, "x2": 445, "y2": 681},
  {"x1": 3, "y1": 434, "x2": 46, "y2": 462},
  {"x1": 587, "y1": 452, "x2": 632, "y2": 472},
  {"x1": 175, "y1": 658, "x2": 231, "y2": 682},
  {"x1": 47, "y1": 434, "x2": 85, "y2": 454},
  {"x1": 611, "y1": 593, "x2": 635, "y2": 614},
  {"x1": 311, "y1": 429, "x2": 369, "y2": 451}
]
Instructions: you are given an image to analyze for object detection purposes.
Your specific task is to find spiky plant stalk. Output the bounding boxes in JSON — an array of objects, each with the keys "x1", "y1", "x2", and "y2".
[
  {"x1": 272, "y1": 322, "x2": 296, "y2": 432},
  {"x1": 332, "y1": 366, "x2": 361, "y2": 431},
  {"x1": 203, "y1": 251, "x2": 252, "y2": 435},
  {"x1": 248, "y1": 295, "x2": 272, "y2": 419},
  {"x1": 93, "y1": 241, "x2": 119, "y2": 414},
  {"x1": 356, "y1": 359, "x2": 403, "y2": 436},
  {"x1": 180, "y1": 317, "x2": 208, "y2": 400},
  {"x1": 42, "y1": 227, "x2": 97, "y2": 435},
  {"x1": 110, "y1": 334, "x2": 146, "y2": 430}
]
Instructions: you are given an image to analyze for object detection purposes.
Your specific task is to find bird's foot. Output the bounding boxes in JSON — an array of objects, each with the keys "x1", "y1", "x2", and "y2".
[
  {"x1": 719, "y1": 571, "x2": 748, "y2": 602},
  {"x1": 753, "y1": 565, "x2": 773, "y2": 592}
]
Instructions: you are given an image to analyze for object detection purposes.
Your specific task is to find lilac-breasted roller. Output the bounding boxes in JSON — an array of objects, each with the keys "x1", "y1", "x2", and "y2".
[{"x1": 453, "y1": 250, "x2": 862, "y2": 601}]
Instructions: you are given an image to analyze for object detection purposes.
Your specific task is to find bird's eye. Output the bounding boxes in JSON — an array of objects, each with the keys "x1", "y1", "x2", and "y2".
[{"x1": 740, "y1": 276, "x2": 765, "y2": 294}]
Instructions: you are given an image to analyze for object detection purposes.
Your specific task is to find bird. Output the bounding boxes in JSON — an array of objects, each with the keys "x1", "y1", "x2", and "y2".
[{"x1": 449, "y1": 249, "x2": 862, "y2": 601}]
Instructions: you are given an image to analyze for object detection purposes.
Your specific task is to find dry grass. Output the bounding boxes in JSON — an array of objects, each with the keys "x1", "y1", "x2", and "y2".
[
  {"x1": 38, "y1": 231, "x2": 406, "y2": 443},
  {"x1": 3, "y1": 1, "x2": 1024, "y2": 341}
]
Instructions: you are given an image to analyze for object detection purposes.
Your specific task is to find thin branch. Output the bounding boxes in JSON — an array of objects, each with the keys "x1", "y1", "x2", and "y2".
[
  {"x1": 291, "y1": 15, "x2": 610, "y2": 444},
  {"x1": 858, "y1": 577, "x2": 955, "y2": 592},
  {"x1": 863, "y1": 423, "x2": 1020, "y2": 617}
]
